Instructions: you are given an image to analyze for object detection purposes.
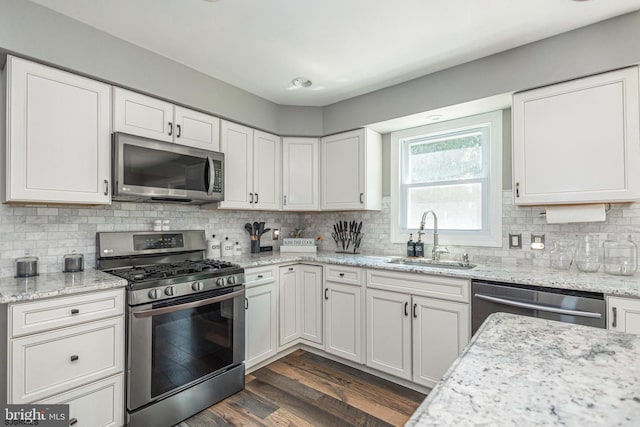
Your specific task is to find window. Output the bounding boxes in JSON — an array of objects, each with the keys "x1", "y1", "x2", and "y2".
[{"x1": 390, "y1": 111, "x2": 502, "y2": 247}]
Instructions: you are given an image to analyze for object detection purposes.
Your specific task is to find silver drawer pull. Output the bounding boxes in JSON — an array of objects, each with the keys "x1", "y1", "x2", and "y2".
[
  {"x1": 257, "y1": 275, "x2": 264, "y2": 279},
  {"x1": 70, "y1": 308, "x2": 80, "y2": 315},
  {"x1": 70, "y1": 355, "x2": 79, "y2": 362},
  {"x1": 69, "y1": 418, "x2": 78, "y2": 426},
  {"x1": 339, "y1": 273, "x2": 345, "y2": 277}
]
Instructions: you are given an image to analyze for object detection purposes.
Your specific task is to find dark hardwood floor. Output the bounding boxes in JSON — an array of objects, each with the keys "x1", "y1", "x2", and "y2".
[{"x1": 180, "y1": 350, "x2": 427, "y2": 426}]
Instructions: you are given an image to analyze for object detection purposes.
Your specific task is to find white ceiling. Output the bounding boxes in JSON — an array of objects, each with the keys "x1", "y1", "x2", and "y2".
[{"x1": 29, "y1": 0, "x2": 640, "y2": 107}]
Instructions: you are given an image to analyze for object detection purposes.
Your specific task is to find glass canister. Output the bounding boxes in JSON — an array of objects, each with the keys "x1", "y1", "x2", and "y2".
[
  {"x1": 603, "y1": 235, "x2": 638, "y2": 276},
  {"x1": 549, "y1": 239, "x2": 575, "y2": 270},
  {"x1": 574, "y1": 235, "x2": 600, "y2": 273}
]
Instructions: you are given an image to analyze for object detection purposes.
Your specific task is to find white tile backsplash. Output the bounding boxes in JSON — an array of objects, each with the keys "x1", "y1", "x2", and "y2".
[{"x1": 3, "y1": 191, "x2": 640, "y2": 278}]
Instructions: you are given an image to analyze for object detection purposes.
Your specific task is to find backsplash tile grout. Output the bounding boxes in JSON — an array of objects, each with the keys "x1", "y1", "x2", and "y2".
[{"x1": 2, "y1": 191, "x2": 639, "y2": 278}]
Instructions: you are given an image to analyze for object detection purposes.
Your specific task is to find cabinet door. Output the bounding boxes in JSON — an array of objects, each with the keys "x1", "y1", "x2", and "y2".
[
  {"x1": 278, "y1": 266, "x2": 301, "y2": 347},
  {"x1": 282, "y1": 137, "x2": 319, "y2": 211},
  {"x1": 6, "y1": 56, "x2": 111, "y2": 204},
  {"x1": 512, "y1": 66, "x2": 640, "y2": 205},
  {"x1": 366, "y1": 289, "x2": 412, "y2": 380},
  {"x1": 325, "y1": 282, "x2": 363, "y2": 363},
  {"x1": 113, "y1": 87, "x2": 173, "y2": 142},
  {"x1": 299, "y1": 265, "x2": 323, "y2": 345},
  {"x1": 37, "y1": 374, "x2": 124, "y2": 427},
  {"x1": 321, "y1": 130, "x2": 363, "y2": 210},
  {"x1": 412, "y1": 296, "x2": 470, "y2": 388},
  {"x1": 253, "y1": 131, "x2": 281, "y2": 210},
  {"x1": 219, "y1": 120, "x2": 254, "y2": 209},
  {"x1": 245, "y1": 282, "x2": 278, "y2": 368},
  {"x1": 174, "y1": 106, "x2": 220, "y2": 151},
  {"x1": 608, "y1": 296, "x2": 640, "y2": 335}
]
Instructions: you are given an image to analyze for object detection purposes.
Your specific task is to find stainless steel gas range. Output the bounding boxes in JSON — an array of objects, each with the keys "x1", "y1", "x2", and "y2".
[{"x1": 96, "y1": 230, "x2": 245, "y2": 427}]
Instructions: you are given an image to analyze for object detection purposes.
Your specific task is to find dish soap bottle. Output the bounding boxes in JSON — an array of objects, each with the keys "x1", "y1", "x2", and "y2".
[
  {"x1": 407, "y1": 234, "x2": 415, "y2": 257},
  {"x1": 414, "y1": 236, "x2": 425, "y2": 258}
]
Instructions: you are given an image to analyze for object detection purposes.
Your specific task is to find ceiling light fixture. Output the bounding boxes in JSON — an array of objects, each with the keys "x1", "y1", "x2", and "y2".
[{"x1": 291, "y1": 77, "x2": 312, "y2": 88}]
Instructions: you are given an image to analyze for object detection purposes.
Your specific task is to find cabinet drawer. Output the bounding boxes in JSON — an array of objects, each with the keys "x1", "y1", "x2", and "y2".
[
  {"x1": 325, "y1": 265, "x2": 363, "y2": 286},
  {"x1": 37, "y1": 374, "x2": 124, "y2": 427},
  {"x1": 9, "y1": 317, "x2": 124, "y2": 404},
  {"x1": 10, "y1": 289, "x2": 124, "y2": 337},
  {"x1": 245, "y1": 266, "x2": 277, "y2": 287},
  {"x1": 367, "y1": 270, "x2": 469, "y2": 303}
]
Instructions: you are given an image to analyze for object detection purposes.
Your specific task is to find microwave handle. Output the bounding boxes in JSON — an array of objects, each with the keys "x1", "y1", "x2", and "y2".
[{"x1": 206, "y1": 155, "x2": 214, "y2": 195}]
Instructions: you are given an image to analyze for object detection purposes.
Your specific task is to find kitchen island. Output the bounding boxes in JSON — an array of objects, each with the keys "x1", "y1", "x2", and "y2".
[{"x1": 407, "y1": 312, "x2": 640, "y2": 426}]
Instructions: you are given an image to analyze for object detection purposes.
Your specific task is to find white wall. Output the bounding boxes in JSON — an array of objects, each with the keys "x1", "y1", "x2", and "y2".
[
  {"x1": 322, "y1": 11, "x2": 640, "y2": 135},
  {"x1": 0, "y1": 0, "x2": 323, "y2": 136}
]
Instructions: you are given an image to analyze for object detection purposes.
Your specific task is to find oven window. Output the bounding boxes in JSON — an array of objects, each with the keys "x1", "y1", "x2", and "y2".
[
  {"x1": 123, "y1": 144, "x2": 207, "y2": 192},
  {"x1": 150, "y1": 298, "x2": 235, "y2": 398}
]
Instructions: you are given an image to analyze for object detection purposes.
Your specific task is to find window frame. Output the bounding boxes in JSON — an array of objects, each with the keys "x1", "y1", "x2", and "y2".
[{"x1": 390, "y1": 111, "x2": 503, "y2": 247}]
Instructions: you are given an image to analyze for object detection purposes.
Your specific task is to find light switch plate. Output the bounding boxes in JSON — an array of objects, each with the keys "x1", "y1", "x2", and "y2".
[
  {"x1": 531, "y1": 233, "x2": 545, "y2": 250},
  {"x1": 509, "y1": 233, "x2": 522, "y2": 249}
]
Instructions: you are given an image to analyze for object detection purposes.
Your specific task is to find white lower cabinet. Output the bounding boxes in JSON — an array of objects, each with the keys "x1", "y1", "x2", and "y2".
[
  {"x1": 324, "y1": 265, "x2": 365, "y2": 364},
  {"x1": 245, "y1": 267, "x2": 278, "y2": 369},
  {"x1": 412, "y1": 296, "x2": 470, "y2": 387},
  {"x1": 278, "y1": 264, "x2": 323, "y2": 349},
  {"x1": 37, "y1": 374, "x2": 124, "y2": 427},
  {"x1": 366, "y1": 271, "x2": 470, "y2": 388},
  {"x1": 366, "y1": 289, "x2": 412, "y2": 379},
  {"x1": 6, "y1": 289, "x2": 126, "y2": 425},
  {"x1": 607, "y1": 296, "x2": 640, "y2": 335}
]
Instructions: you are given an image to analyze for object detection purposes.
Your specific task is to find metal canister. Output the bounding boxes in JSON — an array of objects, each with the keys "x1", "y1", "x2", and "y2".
[
  {"x1": 16, "y1": 256, "x2": 38, "y2": 278},
  {"x1": 64, "y1": 252, "x2": 84, "y2": 273}
]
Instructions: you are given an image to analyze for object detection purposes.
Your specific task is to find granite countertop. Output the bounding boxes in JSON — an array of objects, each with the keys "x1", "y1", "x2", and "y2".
[
  {"x1": 230, "y1": 252, "x2": 640, "y2": 298},
  {"x1": 407, "y1": 312, "x2": 640, "y2": 426},
  {"x1": 0, "y1": 269, "x2": 127, "y2": 303}
]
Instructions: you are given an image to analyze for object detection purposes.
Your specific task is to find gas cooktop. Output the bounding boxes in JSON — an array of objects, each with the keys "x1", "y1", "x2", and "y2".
[{"x1": 109, "y1": 259, "x2": 240, "y2": 283}]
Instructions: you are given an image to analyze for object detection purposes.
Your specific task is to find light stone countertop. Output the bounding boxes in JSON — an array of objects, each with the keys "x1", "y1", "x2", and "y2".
[
  {"x1": 0, "y1": 269, "x2": 127, "y2": 303},
  {"x1": 230, "y1": 251, "x2": 640, "y2": 298},
  {"x1": 406, "y1": 312, "x2": 640, "y2": 426},
  {"x1": 3, "y1": 250, "x2": 640, "y2": 303}
]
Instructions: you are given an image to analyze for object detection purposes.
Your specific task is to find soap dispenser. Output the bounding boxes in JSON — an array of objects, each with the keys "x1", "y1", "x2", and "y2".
[
  {"x1": 414, "y1": 236, "x2": 424, "y2": 258},
  {"x1": 407, "y1": 234, "x2": 415, "y2": 257}
]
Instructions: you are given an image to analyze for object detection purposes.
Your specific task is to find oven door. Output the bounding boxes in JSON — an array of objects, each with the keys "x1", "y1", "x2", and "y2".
[
  {"x1": 127, "y1": 285, "x2": 245, "y2": 411},
  {"x1": 113, "y1": 132, "x2": 224, "y2": 203}
]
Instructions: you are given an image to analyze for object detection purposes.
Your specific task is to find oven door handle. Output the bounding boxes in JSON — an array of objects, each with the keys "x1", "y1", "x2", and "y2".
[
  {"x1": 474, "y1": 293, "x2": 602, "y2": 319},
  {"x1": 133, "y1": 289, "x2": 244, "y2": 318}
]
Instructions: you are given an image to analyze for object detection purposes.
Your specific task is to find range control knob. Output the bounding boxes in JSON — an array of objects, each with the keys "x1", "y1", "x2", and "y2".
[
  {"x1": 164, "y1": 286, "x2": 175, "y2": 296},
  {"x1": 192, "y1": 281, "x2": 203, "y2": 291},
  {"x1": 227, "y1": 275, "x2": 236, "y2": 285},
  {"x1": 148, "y1": 289, "x2": 161, "y2": 300},
  {"x1": 216, "y1": 277, "x2": 226, "y2": 287}
]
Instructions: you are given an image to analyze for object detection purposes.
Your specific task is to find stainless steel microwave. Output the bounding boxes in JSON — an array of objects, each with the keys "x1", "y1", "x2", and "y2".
[{"x1": 112, "y1": 133, "x2": 224, "y2": 204}]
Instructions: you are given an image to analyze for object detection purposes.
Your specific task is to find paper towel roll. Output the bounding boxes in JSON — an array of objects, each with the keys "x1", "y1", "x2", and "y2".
[{"x1": 545, "y1": 204, "x2": 606, "y2": 224}]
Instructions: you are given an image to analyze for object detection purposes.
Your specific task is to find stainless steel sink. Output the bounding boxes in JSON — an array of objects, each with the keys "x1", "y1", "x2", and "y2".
[{"x1": 387, "y1": 258, "x2": 476, "y2": 270}]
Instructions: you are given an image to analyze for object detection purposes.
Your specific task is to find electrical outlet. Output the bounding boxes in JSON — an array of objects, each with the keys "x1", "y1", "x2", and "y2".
[
  {"x1": 509, "y1": 233, "x2": 522, "y2": 249},
  {"x1": 272, "y1": 229, "x2": 280, "y2": 240},
  {"x1": 531, "y1": 233, "x2": 545, "y2": 250}
]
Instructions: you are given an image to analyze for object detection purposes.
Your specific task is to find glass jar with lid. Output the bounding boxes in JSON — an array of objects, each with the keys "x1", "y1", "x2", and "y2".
[
  {"x1": 603, "y1": 235, "x2": 637, "y2": 276},
  {"x1": 549, "y1": 239, "x2": 575, "y2": 270}
]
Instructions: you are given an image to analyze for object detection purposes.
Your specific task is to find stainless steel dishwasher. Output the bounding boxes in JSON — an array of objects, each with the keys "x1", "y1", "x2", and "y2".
[{"x1": 471, "y1": 280, "x2": 606, "y2": 334}]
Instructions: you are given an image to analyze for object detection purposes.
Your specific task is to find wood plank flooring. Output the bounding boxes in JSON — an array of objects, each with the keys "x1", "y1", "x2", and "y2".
[{"x1": 180, "y1": 350, "x2": 427, "y2": 427}]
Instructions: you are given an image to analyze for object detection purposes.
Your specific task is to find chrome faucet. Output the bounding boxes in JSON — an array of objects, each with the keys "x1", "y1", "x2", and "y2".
[{"x1": 418, "y1": 210, "x2": 449, "y2": 261}]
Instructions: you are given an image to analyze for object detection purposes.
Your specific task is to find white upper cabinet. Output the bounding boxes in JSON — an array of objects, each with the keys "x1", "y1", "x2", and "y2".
[
  {"x1": 5, "y1": 56, "x2": 111, "y2": 204},
  {"x1": 113, "y1": 88, "x2": 173, "y2": 142},
  {"x1": 321, "y1": 128, "x2": 382, "y2": 210},
  {"x1": 282, "y1": 137, "x2": 319, "y2": 211},
  {"x1": 173, "y1": 106, "x2": 221, "y2": 151},
  {"x1": 512, "y1": 66, "x2": 640, "y2": 205},
  {"x1": 113, "y1": 88, "x2": 220, "y2": 150},
  {"x1": 218, "y1": 120, "x2": 281, "y2": 210}
]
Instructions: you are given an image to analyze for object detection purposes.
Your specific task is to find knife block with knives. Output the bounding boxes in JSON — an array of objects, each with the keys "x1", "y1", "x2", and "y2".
[{"x1": 331, "y1": 220, "x2": 364, "y2": 254}]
